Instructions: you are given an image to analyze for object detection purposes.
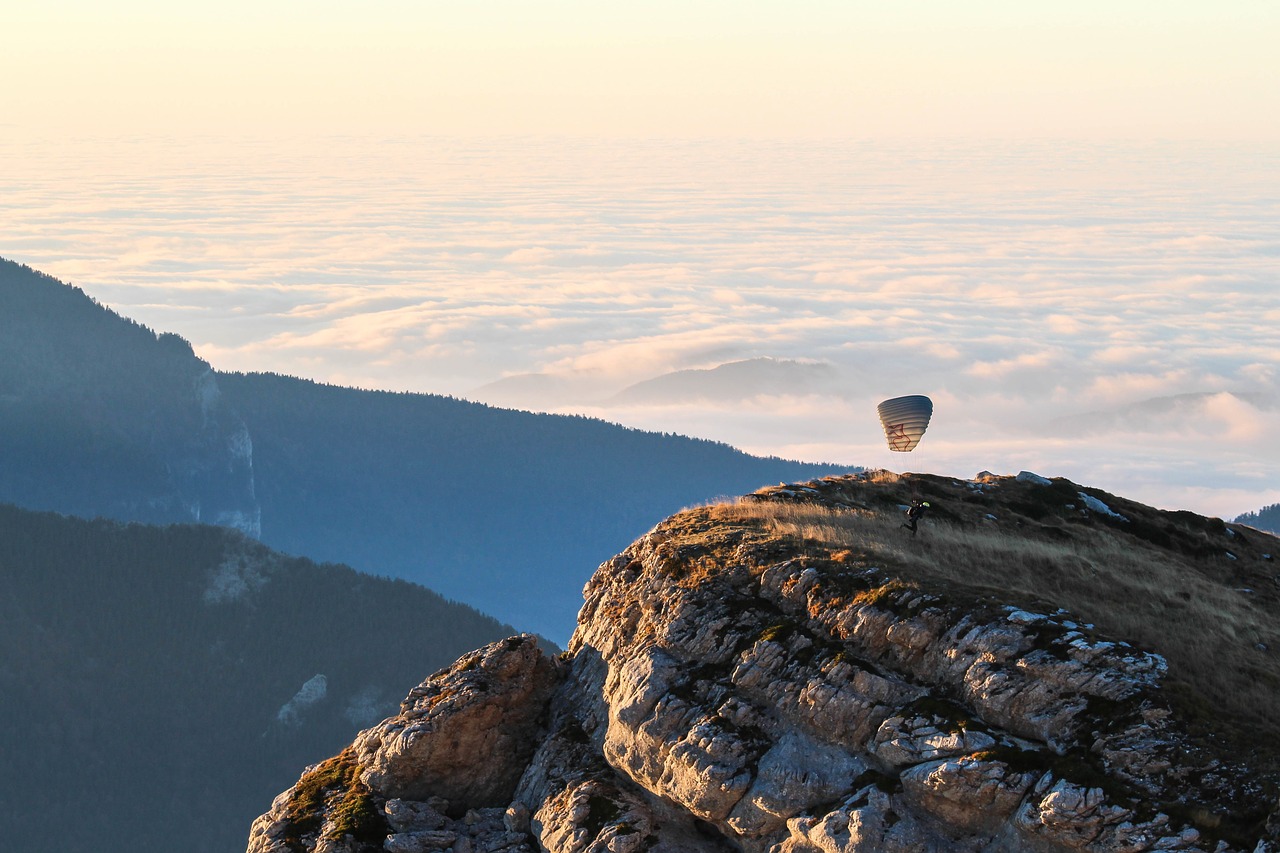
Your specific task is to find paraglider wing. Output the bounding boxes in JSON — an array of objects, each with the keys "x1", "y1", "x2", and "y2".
[{"x1": 877, "y1": 395, "x2": 933, "y2": 452}]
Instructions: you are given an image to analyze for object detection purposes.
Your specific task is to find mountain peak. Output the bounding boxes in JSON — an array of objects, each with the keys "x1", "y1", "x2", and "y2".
[
  {"x1": 249, "y1": 471, "x2": 1280, "y2": 853},
  {"x1": 608, "y1": 357, "x2": 840, "y2": 406}
]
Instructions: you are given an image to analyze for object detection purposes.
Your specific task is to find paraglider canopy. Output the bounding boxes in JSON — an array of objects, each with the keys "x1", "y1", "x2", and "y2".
[{"x1": 877, "y1": 395, "x2": 933, "y2": 452}]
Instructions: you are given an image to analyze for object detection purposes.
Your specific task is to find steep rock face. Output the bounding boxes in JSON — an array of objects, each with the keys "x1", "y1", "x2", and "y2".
[
  {"x1": 0, "y1": 259, "x2": 260, "y2": 534},
  {"x1": 248, "y1": 636, "x2": 560, "y2": 853},
  {"x1": 250, "y1": 473, "x2": 1280, "y2": 853}
]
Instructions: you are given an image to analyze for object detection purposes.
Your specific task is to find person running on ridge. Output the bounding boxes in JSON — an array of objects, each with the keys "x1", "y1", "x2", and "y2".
[{"x1": 902, "y1": 499, "x2": 930, "y2": 535}]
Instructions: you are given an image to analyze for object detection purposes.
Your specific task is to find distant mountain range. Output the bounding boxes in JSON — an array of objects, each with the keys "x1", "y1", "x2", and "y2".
[
  {"x1": 470, "y1": 356, "x2": 845, "y2": 410},
  {"x1": 1046, "y1": 391, "x2": 1276, "y2": 437},
  {"x1": 0, "y1": 502, "x2": 519, "y2": 853},
  {"x1": 0, "y1": 258, "x2": 847, "y2": 639},
  {"x1": 607, "y1": 357, "x2": 840, "y2": 405}
]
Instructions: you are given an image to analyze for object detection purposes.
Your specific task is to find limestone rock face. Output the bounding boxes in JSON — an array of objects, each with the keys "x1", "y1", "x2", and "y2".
[
  {"x1": 353, "y1": 636, "x2": 559, "y2": 805},
  {"x1": 247, "y1": 473, "x2": 1280, "y2": 853},
  {"x1": 247, "y1": 636, "x2": 558, "y2": 853}
]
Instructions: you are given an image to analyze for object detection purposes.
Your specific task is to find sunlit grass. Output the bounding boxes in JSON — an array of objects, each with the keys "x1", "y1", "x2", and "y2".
[{"x1": 717, "y1": 496, "x2": 1280, "y2": 759}]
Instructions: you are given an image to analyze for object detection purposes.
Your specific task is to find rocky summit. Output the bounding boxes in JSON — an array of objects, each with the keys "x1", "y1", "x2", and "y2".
[{"x1": 248, "y1": 471, "x2": 1280, "y2": 853}]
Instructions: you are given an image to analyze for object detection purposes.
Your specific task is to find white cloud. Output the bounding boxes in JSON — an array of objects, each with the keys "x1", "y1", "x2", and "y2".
[
  {"x1": 504, "y1": 247, "x2": 556, "y2": 265},
  {"x1": 1091, "y1": 345, "x2": 1162, "y2": 366},
  {"x1": 3, "y1": 135, "x2": 1278, "y2": 516},
  {"x1": 1044, "y1": 314, "x2": 1083, "y2": 335},
  {"x1": 1201, "y1": 392, "x2": 1271, "y2": 443},
  {"x1": 1240, "y1": 363, "x2": 1278, "y2": 386},
  {"x1": 966, "y1": 351, "x2": 1059, "y2": 379},
  {"x1": 1086, "y1": 371, "x2": 1195, "y2": 404}
]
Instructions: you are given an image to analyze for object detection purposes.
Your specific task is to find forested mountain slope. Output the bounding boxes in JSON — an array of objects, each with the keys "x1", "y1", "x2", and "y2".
[
  {"x1": 217, "y1": 371, "x2": 846, "y2": 639},
  {"x1": 0, "y1": 258, "x2": 846, "y2": 639},
  {"x1": 0, "y1": 258, "x2": 257, "y2": 532},
  {"x1": 0, "y1": 503, "x2": 518, "y2": 853}
]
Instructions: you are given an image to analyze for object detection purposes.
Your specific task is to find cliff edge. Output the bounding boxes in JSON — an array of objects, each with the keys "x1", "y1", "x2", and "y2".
[{"x1": 248, "y1": 471, "x2": 1280, "y2": 853}]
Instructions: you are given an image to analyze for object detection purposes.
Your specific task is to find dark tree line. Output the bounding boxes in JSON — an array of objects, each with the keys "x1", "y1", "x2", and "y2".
[
  {"x1": 0, "y1": 503, "x2": 520, "y2": 853},
  {"x1": 217, "y1": 369, "x2": 846, "y2": 638},
  {"x1": 1235, "y1": 503, "x2": 1280, "y2": 534}
]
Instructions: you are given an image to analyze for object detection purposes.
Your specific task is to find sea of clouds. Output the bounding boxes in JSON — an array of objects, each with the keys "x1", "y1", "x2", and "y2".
[{"x1": 2, "y1": 135, "x2": 1276, "y2": 518}]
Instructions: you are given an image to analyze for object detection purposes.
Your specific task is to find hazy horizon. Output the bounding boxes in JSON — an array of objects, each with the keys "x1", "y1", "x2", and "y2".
[{"x1": 3, "y1": 134, "x2": 1277, "y2": 521}]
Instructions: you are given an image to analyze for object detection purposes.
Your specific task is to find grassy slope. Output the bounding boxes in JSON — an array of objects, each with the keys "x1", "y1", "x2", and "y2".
[{"x1": 718, "y1": 470, "x2": 1280, "y2": 771}]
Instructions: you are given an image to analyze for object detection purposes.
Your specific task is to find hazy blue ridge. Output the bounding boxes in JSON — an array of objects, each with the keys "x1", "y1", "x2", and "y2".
[
  {"x1": 0, "y1": 256, "x2": 849, "y2": 640},
  {"x1": 0, "y1": 502, "x2": 523, "y2": 853},
  {"x1": 0, "y1": 258, "x2": 259, "y2": 532},
  {"x1": 608, "y1": 357, "x2": 840, "y2": 405},
  {"x1": 217, "y1": 369, "x2": 848, "y2": 640}
]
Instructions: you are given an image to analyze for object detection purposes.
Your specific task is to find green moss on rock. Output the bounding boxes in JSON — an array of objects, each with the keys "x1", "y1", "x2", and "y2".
[{"x1": 281, "y1": 747, "x2": 387, "y2": 851}]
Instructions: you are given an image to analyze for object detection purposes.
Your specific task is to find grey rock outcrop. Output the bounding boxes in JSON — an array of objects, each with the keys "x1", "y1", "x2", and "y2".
[
  {"x1": 248, "y1": 474, "x2": 1280, "y2": 853},
  {"x1": 353, "y1": 638, "x2": 558, "y2": 805},
  {"x1": 248, "y1": 636, "x2": 558, "y2": 853}
]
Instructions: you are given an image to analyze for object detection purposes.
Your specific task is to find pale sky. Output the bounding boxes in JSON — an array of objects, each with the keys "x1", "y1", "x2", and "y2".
[{"x1": 4, "y1": 1, "x2": 1278, "y2": 139}]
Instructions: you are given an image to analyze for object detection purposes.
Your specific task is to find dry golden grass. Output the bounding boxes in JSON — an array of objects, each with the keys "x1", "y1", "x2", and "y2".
[{"x1": 719, "y1": 490, "x2": 1280, "y2": 763}]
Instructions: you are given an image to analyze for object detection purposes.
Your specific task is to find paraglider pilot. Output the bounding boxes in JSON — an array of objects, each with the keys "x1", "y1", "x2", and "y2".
[{"x1": 902, "y1": 499, "x2": 930, "y2": 535}]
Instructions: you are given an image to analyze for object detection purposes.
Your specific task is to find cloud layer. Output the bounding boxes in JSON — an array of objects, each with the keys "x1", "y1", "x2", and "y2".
[{"x1": 2, "y1": 135, "x2": 1277, "y2": 518}]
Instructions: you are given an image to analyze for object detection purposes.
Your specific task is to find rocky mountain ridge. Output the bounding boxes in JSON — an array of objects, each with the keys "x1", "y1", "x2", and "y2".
[{"x1": 249, "y1": 470, "x2": 1280, "y2": 852}]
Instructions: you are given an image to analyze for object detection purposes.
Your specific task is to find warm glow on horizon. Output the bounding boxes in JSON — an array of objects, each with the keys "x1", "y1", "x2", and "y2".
[
  {"x1": 3, "y1": 133, "x2": 1277, "y2": 518},
  {"x1": 3, "y1": 1, "x2": 1278, "y2": 140}
]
